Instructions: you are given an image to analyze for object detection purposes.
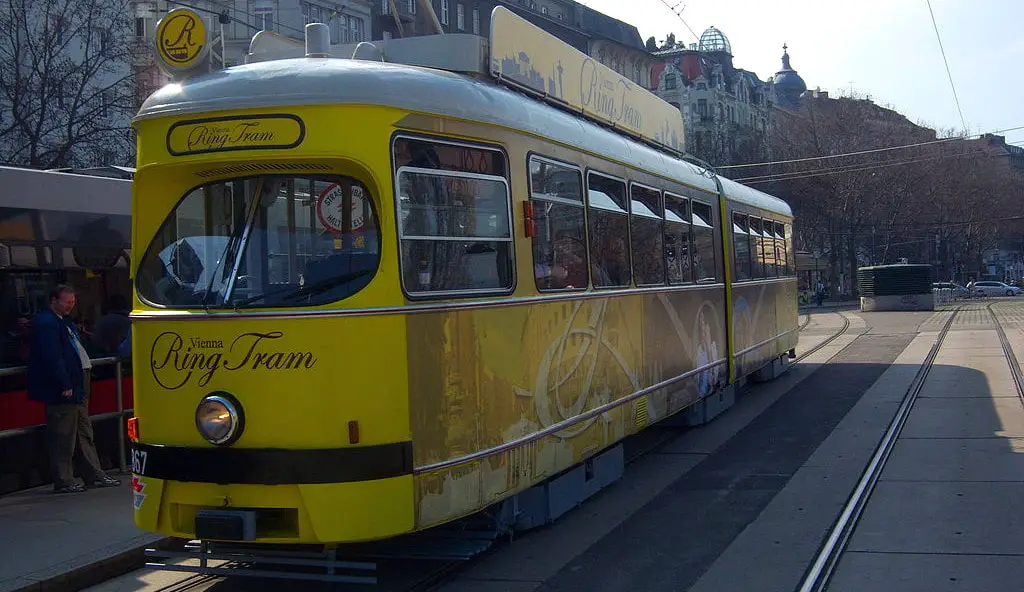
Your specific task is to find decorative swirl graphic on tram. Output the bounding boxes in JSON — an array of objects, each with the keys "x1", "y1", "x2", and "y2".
[
  {"x1": 732, "y1": 296, "x2": 754, "y2": 377},
  {"x1": 528, "y1": 299, "x2": 639, "y2": 440}
]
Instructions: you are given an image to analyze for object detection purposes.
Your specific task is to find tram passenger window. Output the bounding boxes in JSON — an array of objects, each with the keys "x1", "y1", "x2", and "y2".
[
  {"x1": 760, "y1": 219, "x2": 775, "y2": 277},
  {"x1": 732, "y1": 212, "x2": 751, "y2": 281},
  {"x1": 771, "y1": 222, "x2": 782, "y2": 277},
  {"x1": 587, "y1": 172, "x2": 630, "y2": 288},
  {"x1": 397, "y1": 176, "x2": 512, "y2": 295},
  {"x1": 528, "y1": 156, "x2": 587, "y2": 291},
  {"x1": 768, "y1": 221, "x2": 782, "y2": 277},
  {"x1": 393, "y1": 136, "x2": 506, "y2": 177},
  {"x1": 664, "y1": 193, "x2": 692, "y2": 284},
  {"x1": 761, "y1": 219, "x2": 775, "y2": 277},
  {"x1": 784, "y1": 223, "x2": 794, "y2": 276},
  {"x1": 629, "y1": 184, "x2": 664, "y2": 286},
  {"x1": 748, "y1": 217, "x2": 765, "y2": 279},
  {"x1": 691, "y1": 201, "x2": 716, "y2": 282},
  {"x1": 136, "y1": 175, "x2": 381, "y2": 308}
]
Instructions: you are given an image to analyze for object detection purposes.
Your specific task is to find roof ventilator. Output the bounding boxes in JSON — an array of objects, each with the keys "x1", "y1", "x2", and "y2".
[{"x1": 305, "y1": 23, "x2": 330, "y2": 58}]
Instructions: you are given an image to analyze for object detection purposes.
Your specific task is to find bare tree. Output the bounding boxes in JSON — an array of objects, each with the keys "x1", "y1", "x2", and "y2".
[
  {"x1": 0, "y1": 0, "x2": 136, "y2": 168},
  {"x1": 766, "y1": 96, "x2": 946, "y2": 293},
  {"x1": 765, "y1": 96, "x2": 1024, "y2": 288}
]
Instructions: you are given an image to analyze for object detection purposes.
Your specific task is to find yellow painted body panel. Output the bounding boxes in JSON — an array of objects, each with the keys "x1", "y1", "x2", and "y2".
[
  {"x1": 132, "y1": 475, "x2": 414, "y2": 543},
  {"x1": 731, "y1": 279, "x2": 799, "y2": 377},
  {"x1": 406, "y1": 288, "x2": 728, "y2": 529},
  {"x1": 134, "y1": 315, "x2": 409, "y2": 448},
  {"x1": 131, "y1": 104, "x2": 417, "y2": 542}
]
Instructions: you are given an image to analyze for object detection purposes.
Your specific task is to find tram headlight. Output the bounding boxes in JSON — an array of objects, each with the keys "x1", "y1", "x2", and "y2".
[{"x1": 195, "y1": 393, "x2": 244, "y2": 446}]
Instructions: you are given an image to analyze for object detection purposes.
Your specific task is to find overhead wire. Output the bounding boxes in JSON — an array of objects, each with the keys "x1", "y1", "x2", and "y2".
[
  {"x1": 765, "y1": 136, "x2": 1024, "y2": 183},
  {"x1": 655, "y1": 0, "x2": 701, "y2": 44},
  {"x1": 791, "y1": 215, "x2": 1024, "y2": 237},
  {"x1": 718, "y1": 125, "x2": 1024, "y2": 170},
  {"x1": 165, "y1": 0, "x2": 308, "y2": 37},
  {"x1": 721, "y1": 135, "x2": 1024, "y2": 185},
  {"x1": 733, "y1": 148, "x2": 996, "y2": 184},
  {"x1": 736, "y1": 151, "x2": 1018, "y2": 185},
  {"x1": 925, "y1": 0, "x2": 968, "y2": 132}
]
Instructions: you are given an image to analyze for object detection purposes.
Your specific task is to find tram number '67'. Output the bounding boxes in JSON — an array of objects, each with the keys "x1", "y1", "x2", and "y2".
[{"x1": 132, "y1": 449, "x2": 148, "y2": 475}]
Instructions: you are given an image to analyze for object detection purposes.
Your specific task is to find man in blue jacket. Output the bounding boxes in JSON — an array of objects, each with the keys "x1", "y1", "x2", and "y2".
[{"x1": 28, "y1": 285, "x2": 121, "y2": 493}]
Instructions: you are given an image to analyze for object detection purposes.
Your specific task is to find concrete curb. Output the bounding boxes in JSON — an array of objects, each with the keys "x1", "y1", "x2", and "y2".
[{"x1": 8, "y1": 537, "x2": 181, "y2": 592}]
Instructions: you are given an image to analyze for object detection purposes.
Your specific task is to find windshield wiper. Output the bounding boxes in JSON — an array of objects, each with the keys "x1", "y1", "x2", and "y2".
[
  {"x1": 201, "y1": 178, "x2": 266, "y2": 309},
  {"x1": 232, "y1": 269, "x2": 372, "y2": 309}
]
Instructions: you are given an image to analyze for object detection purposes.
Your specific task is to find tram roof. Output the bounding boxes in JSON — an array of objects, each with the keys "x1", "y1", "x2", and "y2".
[
  {"x1": 0, "y1": 165, "x2": 131, "y2": 215},
  {"x1": 136, "y1": 57, "x2": 791, "y2": 218}
]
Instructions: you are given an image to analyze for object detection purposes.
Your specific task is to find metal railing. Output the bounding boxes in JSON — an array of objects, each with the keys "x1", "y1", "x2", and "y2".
[
  {"x1": 0, "y1": 357, "x2": 131, "y2": 472},
  {"x1": 932, "y1": 287, "x2": 972, "y2": 304}
]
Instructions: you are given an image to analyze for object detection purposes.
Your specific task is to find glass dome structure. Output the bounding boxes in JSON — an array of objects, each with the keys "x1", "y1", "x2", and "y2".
[{"x1": 698, "y1": 27, "x2": 731, "y2": 55}]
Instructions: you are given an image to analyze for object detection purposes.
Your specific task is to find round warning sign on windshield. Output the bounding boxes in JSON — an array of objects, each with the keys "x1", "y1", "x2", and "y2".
[{"x1": 316, "y1": 183, "x2": 365, "y2": 234}]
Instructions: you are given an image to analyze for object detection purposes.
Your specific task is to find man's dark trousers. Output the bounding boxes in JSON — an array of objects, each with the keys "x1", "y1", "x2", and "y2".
[{"x1": 45, "y1": 370, "x2": 105, "y2": 488}]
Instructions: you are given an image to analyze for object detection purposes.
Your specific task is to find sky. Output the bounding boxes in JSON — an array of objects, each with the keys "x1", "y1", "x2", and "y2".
[{"x1": 579, "y1": 0, "x2": 1024, "y2": 143}]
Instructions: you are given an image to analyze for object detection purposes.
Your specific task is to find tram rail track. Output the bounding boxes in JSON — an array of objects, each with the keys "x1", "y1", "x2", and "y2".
[
  {"x1": 988, "y1": 302, "x2": 1024, "y2": 406},
  {"x1": 796, "y1": 305, "x2": 965, "y2": 592},
  {"x1": 139, "y1": 311, "x2": 856, "y2": 592},
  {"x1": 796, "y1": 302, "x2": 1024, "y2": 592},
  {"x1": 794, "y1": 310, "x2": 851, "y2": 364}
]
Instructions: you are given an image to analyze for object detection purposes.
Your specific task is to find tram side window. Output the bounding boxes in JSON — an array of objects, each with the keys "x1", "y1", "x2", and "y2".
[
  {"x1": 773, "y1": 222, "x2": 786, "y2": 277},
  {"x1": 395, "y1": 139, "x2": 513, "y2": 295},
  {"x1": 769, "y1": 221, "x2": 783, "y2": 277},
  {"x1": 768, "y1": 222, "x2": 778, "y2": 277},
  {"x1": 528, "y1": 156, "x2": 588, "y2": 291},
  {"x1": 587, "y1": 172, "x2": 630, "y2": 288},
  {"x1": 761, "y1": 220, "x2": 774, "y2": 277},
  {"x1": 664, "y1": 193, "x2": 692, "y2": 284},
  {"x1": 761, "y1": 219, "x2": 774, "y2": 277},
  {"x1": 784, "y1": 223, "x2": 795, "y2": 276},
  {"x1": 732, "y1": 212, "x2": 751, "y2": 281},
  {"x1": 748, "y1": 217, "x2": 765, "y2": 279},
  {"x1": 393, "y1": 136, "x2": 507, "y2": 176},
  {"x1": 630, "y1": 184, "x2": 665, "y2": 286},
  {"x1": 692, "y1": 201, "x2": 717, "y2": 282},
  {"x1": 765, "y1": 222, "x2": 776, "y2": 276}
]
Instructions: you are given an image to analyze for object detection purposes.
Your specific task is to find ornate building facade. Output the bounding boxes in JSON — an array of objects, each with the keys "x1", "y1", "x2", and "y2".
[{"x1": 650, "y1": 27, "x2": 807, "y2": 167}]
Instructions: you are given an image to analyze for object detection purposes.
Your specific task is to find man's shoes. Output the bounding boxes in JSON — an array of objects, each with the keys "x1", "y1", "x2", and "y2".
[
  {"x1": 54, "y1": 483, "x2": 86, "y2": 493},
  {"x1": 88, "y1": 476, "x2": 121, "y2": 488}
]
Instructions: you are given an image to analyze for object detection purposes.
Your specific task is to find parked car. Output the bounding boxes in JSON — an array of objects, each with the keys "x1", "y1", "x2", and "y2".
[
  {"x1": 971, "y1": 281, "x2": 1021, "y2": 297},
  {"x1": 933, "y1": 282, "x2": 971, "y2": 298}
]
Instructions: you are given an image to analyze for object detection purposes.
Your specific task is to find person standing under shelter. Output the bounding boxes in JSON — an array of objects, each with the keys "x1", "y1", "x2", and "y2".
[
  {"x1": 27, "y1": 285, "x2": 121, "y2": 493},
  {"x1": 91, "y1": 294, "x2": 131, "y2": 356}
]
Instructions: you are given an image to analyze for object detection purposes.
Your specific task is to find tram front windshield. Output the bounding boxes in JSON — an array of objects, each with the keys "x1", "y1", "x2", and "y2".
[{"x1": 136, "y1": 175, "x2": 380, "y2": 309}]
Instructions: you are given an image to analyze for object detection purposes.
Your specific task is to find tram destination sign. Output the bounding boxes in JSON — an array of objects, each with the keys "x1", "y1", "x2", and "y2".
[
  {"x1": 488, "y1": 6, "x2": 685, "y2": 154},
  {"x1": 166, "y1": 114, "x2": 306, "y2": 156}
]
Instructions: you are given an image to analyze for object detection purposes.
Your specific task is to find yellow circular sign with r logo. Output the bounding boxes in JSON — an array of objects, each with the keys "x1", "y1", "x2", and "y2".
[{"x1": 155, "y1": 8, "x2": 208, "y2": 71}]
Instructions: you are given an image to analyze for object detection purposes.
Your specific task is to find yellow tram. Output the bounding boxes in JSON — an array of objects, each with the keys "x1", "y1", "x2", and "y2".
[{"x1": 128, "y1": 7, "x2": 797, "y2": 553}]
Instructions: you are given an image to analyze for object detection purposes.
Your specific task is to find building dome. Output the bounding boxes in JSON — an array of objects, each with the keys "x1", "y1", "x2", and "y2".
[
  {"x1": 774, "y1": 44, "x2": 806, "y2": 106},
  {"x1": 698, "y1": 27, "x2": 731, "y2": 55}
]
